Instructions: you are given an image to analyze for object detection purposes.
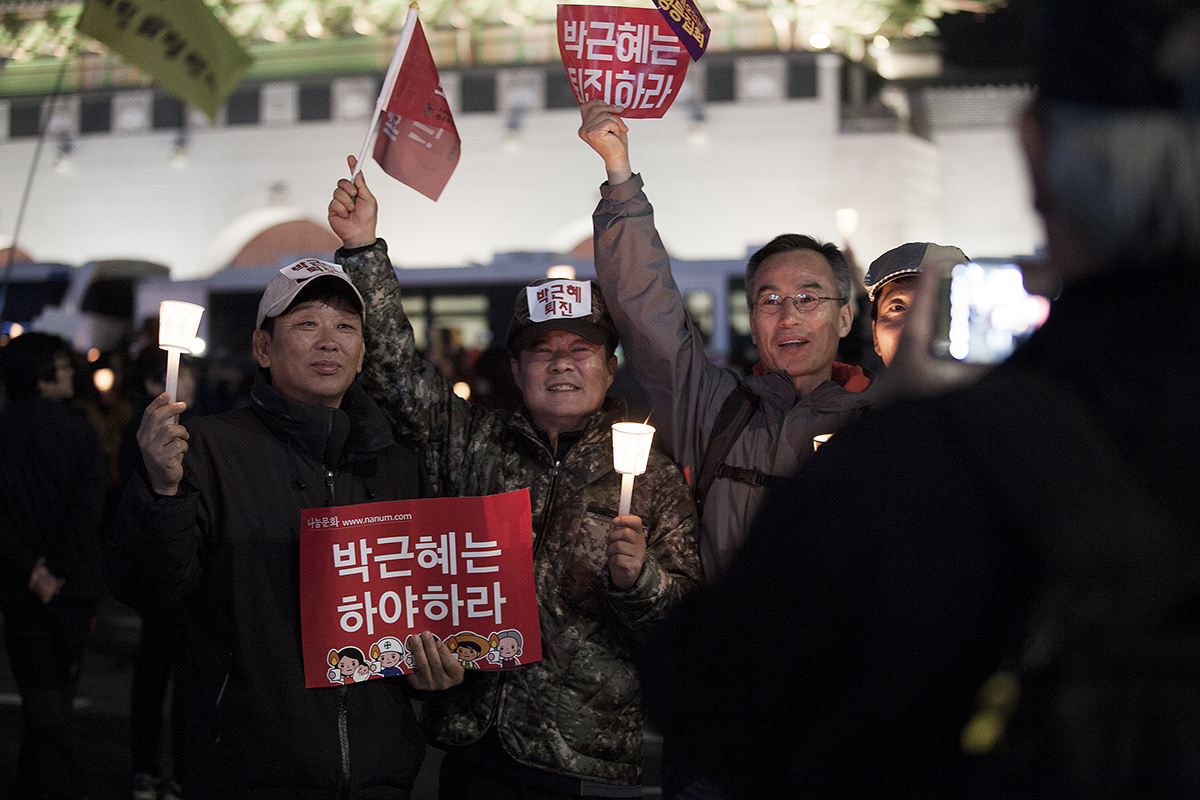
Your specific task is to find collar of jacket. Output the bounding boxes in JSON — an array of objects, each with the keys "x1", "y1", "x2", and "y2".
[
  {"x1": 249, "y1": 370, "x2": 397, "y2": 467},
  {"x1": 748, "y1": 360, "x2": 874, "y2": 404},
  {"x1": 509, "y1": 396, "x2": 631, "y2": 458},
  {"x1": 750, "y1": 360, "x2": 872, "y2": 390}
]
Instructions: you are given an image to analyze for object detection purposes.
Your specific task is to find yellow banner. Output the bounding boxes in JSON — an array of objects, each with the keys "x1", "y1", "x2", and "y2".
[{"x1": 77, "y1": 0, "x2": 253, "y2": 120}]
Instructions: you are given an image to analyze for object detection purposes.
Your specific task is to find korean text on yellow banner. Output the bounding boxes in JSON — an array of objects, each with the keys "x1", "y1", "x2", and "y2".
[{"x1": 77, "y1": 0, "x2": 253, "y2": 121}]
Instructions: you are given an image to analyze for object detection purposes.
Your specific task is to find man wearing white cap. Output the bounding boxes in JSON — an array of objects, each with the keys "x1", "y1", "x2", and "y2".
[
  {"x1": 329, "y1": 159, "x2": 700, "y2": 799},
  {"x1": 106, "y1": 261, "x2": 463, "y2": 800}
]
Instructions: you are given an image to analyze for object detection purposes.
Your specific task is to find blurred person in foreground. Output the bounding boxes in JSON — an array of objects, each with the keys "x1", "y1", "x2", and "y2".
[
  {"x1": 106, "y1": 263, "x2": 462, "y2": 799},
  {"x1": 632, "y1": 0, "x2": 1200, "y2": 796},
  {"x1": 329, "y1": 158, "x2": 701, "y2": 798},
  {"x1": 0, "y1": 332, "x2": 106, "y2": 800}
]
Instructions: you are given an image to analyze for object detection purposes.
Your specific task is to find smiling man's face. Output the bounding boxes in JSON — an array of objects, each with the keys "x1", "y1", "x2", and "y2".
[
  {"x1": 511, "y1": 329, "x2": 616, "y2": 439},
  {"x1": 749, "y1": 249, "x2": 852, "y2": 396},
  {"x1": 252, "y1": 296, "x2": 364, "y2": 409}
]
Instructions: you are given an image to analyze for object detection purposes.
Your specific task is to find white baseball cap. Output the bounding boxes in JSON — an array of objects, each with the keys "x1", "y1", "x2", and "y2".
[{"x1": 256, "y1": 258, "x2": 365, "y2": 329}]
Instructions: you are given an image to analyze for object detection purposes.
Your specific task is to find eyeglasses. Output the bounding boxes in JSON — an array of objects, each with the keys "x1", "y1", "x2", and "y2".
[{"x1": 753, "y1": 292, "x2": 847, "y2": 315}]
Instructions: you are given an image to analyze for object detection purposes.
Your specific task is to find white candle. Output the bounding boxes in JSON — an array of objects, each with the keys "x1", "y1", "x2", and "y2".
[
  {"x1": 619, "y1": 473, "x2": 635, "y2": 517},
  {"x1": 612, "y1": 422, "x2": 655, "y2": 516},
  {"x1": 159, "y1": 300, "x2": 205, "y2": 423}
]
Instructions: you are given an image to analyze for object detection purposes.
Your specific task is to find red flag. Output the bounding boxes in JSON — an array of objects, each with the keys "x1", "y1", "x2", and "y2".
[{"x1": 372, "y1": 20, "x2": 460, "y2": 202}]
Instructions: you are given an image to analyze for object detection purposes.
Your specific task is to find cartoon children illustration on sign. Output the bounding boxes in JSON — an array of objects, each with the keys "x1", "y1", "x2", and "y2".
[
  {"x1": 327, "y1": 646, "x2": 371, "y2": 684},
  {"x1": 489, "y1": 630, "x2": 524, "y2": 668},
  {"x1": 445, "y1": 632, "x2": 499, "y2": 670},
  {"x1": 370, "y1": 636, "x2": 409, "y2": 678}
]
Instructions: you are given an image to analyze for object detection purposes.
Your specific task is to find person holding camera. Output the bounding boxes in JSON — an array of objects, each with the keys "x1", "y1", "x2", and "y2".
[
  {"x1": 862, "y1": 241, "x2": 968, "y2": 368},
  {"x1": 631, "y1": 0, "x2": 1200, "y2": 796}
]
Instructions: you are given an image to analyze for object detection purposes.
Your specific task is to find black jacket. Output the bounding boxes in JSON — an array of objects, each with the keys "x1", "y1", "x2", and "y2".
[
  {"x1": 0, "y1": 396, "x2": 106, "y2": 604},
  {"x1": 635, "y1": 263, "x2": 1200, "y2": 798},
  {"x1": 106, "y1": 373, "x2": 432, "y2": 800}
]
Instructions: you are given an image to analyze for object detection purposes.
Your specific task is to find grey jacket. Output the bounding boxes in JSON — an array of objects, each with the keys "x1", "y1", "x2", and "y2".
[
  {"x1": 593, "y1": 174, "x2": 875, "y2": 579},
  {"x1": 337, "y1": 239, "x2": 701, "y2": 787}
]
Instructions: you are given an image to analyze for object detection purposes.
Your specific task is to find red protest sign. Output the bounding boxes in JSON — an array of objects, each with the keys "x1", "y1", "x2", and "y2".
[
  {"x1": 372, "y1": 16, "x2": 461, "y2": 201},
  {"x1": 298, "y1": 490, "x2": 539, "y2": 688},
  {"x1": 557, "y1": 5, "x2": 690, "y2": 119}
]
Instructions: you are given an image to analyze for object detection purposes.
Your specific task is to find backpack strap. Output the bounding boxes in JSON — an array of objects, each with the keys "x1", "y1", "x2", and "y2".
[
  {"x1": 693, "y1": 384, "x2": 759, "y2": 510},
  {"x1": 711, "y1": 462, "x2": 784, "y2": 490}
]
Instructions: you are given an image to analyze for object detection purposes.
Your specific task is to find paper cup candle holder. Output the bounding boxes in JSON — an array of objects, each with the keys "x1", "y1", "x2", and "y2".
[
  {"x1": 612, "y1": 422, "x2": 655, "y2": 516},
  {"x1": 158, "y1": 300, "x2": 204, "y2": 417}
]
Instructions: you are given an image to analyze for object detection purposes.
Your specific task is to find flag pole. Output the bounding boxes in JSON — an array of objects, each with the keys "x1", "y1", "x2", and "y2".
[{"x1": 353, "y1": 2, "x2": 421, "y2": 179}]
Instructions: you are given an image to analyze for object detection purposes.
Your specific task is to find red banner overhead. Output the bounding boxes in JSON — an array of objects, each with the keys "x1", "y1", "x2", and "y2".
[{"x1": 557, "y1": 5, "x2": 691, "y2": 119}]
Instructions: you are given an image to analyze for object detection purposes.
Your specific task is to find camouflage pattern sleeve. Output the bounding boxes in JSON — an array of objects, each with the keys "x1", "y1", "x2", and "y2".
[
  {"x1": 607, "y1": 450, "x2": 702, "y2": 637},
  {"x1": 337, "y1": 239, "x2": 507, "y2": 497}
]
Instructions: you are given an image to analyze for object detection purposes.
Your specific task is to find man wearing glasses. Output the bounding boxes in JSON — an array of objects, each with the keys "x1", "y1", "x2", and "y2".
[{"x1": 579, "y1": 99, "x2": 874, "y2": 586}]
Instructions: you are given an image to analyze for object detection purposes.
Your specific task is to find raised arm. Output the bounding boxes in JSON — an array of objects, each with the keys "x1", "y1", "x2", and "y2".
[
  {"x1": 580, "y1": 105, "x2": 739, "y2": 475},
  {"x1": 105, "y1": 398, "x2": 207, "y2": 612},
  {"x1": 577, "y1": 99, "x2": 633, "y2": 186},
  {"x1": 328, "y1": 155, "x2": 379, "y2": 249},
  {"x1": 136, "y1": 393, "x2": 190, "y2": 496},
  {"x1": 330, "y1": 157, "x2": 505, "y2": 497}
]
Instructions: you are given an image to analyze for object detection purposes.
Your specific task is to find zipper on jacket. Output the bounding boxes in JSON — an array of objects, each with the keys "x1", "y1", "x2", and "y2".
[
  {"x1": 325, "y1": 467, "x2": 350, "y2": 789},
  {"x1": 531, "y1": 461, "x2": 560, "y2": 560},
  {"x1": 338, "y1": 685, "x2": 351, "y2": 788},
  {"x1": 213, "y1": 664, "x2": 232, "y2": 745},
  {"x1": 491, "y1": 678, "x2": 511, "y2": 733}
]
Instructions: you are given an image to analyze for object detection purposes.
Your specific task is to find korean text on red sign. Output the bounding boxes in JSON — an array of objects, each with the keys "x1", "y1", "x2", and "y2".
[
  {"x1": 298, "y1": 490, "x2": 540, "y2": 688},
  {"x1": 557, "y1": 5, "x2": 690, "y2": 119}
]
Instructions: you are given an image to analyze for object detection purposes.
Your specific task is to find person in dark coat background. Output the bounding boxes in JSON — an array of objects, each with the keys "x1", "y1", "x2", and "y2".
[
  {"x1": 118, "y1": 347, "x2": 200, "y2": 800},
  {"x1": 633, "y1": 0, "x2": 1200, "y2": 797},
  {"x1": 0, "y1": 331, "x2": 107, "y2": 800}
]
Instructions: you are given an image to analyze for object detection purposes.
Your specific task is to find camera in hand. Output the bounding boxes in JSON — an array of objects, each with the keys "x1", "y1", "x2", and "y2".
[{"x1": 931, "y1": 262, "x2": 1050, "y2": 364}]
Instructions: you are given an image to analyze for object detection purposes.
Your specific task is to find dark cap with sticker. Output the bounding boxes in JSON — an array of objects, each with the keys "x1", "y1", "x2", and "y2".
[{"x1": 506, "y1": 278, "x2": 619, "y2": 356}]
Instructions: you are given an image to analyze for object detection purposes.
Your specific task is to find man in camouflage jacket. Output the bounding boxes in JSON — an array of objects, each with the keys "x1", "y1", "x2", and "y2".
[{"x1": 329, "y1": 160, "x2": 701, "y2": 796}]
